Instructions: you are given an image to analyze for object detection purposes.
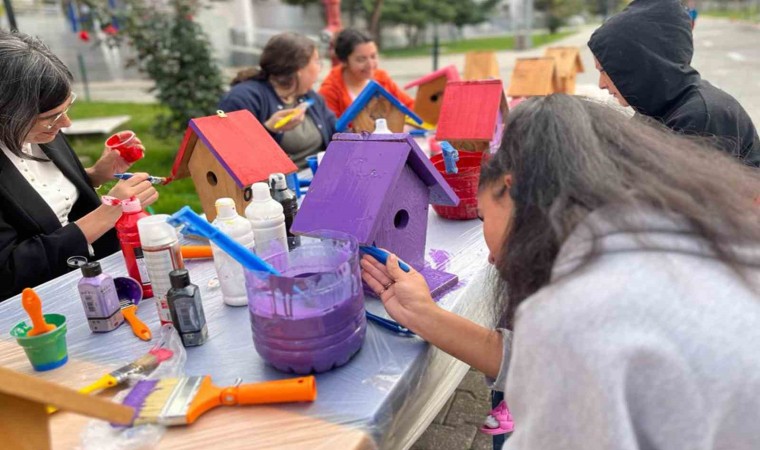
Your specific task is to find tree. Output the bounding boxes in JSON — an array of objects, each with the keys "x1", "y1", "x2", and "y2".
[
  {"x1": 82, "y1": 0, "x2": 224, "y2": 137},
  {"x1": 535, "y1": 0, "x2": 584, "y2": 34}
]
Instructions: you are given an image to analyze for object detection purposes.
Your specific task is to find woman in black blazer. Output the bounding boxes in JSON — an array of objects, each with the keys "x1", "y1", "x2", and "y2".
[{"x1": 0, "y1": 31, "x2": 158, "y2": 300}]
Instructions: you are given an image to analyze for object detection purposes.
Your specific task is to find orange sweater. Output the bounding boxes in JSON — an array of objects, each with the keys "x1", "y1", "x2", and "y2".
[{"x1": 319, "y1": 65, "x2": 415, "y2": 118}]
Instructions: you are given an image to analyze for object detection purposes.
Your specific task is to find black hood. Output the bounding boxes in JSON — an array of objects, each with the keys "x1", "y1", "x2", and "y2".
[{"x1": 588, "y1": 0, "x2": 701, "y2": 119}]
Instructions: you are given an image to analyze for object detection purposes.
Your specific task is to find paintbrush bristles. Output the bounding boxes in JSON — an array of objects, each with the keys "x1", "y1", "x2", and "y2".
[{"x1": 134, "y1": 378, "x2": 179, "y2": 425}]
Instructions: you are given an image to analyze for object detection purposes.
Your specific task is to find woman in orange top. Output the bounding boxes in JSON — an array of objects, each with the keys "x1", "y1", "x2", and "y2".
[{"x1": 319, "y1": 28, "x2": 414, "y2": 118}]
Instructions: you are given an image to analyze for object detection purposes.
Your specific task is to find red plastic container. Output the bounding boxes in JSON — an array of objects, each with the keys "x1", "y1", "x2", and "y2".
[
  {"x1": 115, "y1": 198, "x2": 153, "y2": 298},
  {"x1": 431, "y1": 151, "x2": 485, "y2": 220},
  {"x1": 106, "y1": 130, "x2": 144, "y2": 163}
]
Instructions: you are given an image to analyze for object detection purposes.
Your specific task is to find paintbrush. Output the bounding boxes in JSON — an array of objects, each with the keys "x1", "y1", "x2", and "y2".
[
  {"x1": 122, "y1": 375, "x2": 317, "y2": 426},
  {"x1": 48, "y1": 348, "x2": 174, "y2": 414}
]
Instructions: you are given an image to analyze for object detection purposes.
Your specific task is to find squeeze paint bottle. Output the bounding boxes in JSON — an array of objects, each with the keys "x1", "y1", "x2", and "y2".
[
  {"x1": 245, "y1": 182, "x2": 288, "y2": 257},
  {"x1": 269, "y1": 173, "x2": 300, "y2": 250},
  {"x1": 137, "y1": 215, "x2": 185, "y2": 325},
  {"x1": 211, "y1": 198, "x2": 255, "y2": 306},
  {"x1": 77, "y1": 262, "x2": 124, "y2": 332},
  {"x1": 167, "y1": 269, "x2": 208, "y2": 347},
  {"x1": 373, "y1": 118, "x2": 392, "y2": 134},
  {"x1": 115, "y1": 197, "x2": 153, "y2": 298}
]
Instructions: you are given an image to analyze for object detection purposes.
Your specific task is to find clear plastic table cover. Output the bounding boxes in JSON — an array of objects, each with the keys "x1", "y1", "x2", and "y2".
[{"x1": 0, "y1": 210, "x2": 494, "y2": 450}]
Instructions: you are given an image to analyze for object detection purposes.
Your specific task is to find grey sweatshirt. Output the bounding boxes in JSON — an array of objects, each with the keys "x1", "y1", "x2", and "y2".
[{"x1": 498, "y1": 211, "x2": 760, "y2": 450}]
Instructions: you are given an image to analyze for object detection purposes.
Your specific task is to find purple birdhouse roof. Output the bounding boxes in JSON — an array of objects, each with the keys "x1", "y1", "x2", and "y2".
[{"x1": 291, "y1": 133, "x2": 459, "y2": 243}]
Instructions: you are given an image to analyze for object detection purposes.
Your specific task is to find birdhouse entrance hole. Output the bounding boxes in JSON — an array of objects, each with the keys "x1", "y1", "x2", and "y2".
[
  {"x1": 394, "y1": 210, "x2": 409, "y2": 229},
  {"x1": 206, "y1": 171, "x2": 218, "y2": 186}
]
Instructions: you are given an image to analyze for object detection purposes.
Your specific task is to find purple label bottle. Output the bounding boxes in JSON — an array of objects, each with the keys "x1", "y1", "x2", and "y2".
[{"x1": 77, "y1": 262, "x2": 124, "y2": 332}]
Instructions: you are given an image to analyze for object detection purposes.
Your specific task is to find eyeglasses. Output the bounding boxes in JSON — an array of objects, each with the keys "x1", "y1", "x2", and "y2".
[{"x1": 40, "y1": 92, "x2": 77, "y2": 130}]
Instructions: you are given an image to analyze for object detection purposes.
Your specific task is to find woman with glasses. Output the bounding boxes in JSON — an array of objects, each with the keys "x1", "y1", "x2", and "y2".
[
  {"x1": 218, "y1": 32, "x2": 336, "y2": 168},
  {"x1": 0, "y1": 30, "x2": 158, "y2": 301}
]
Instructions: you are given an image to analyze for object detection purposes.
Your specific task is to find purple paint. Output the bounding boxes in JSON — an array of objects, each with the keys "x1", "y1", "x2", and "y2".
[
  {"x1": 292, "y1": 133, "x2": 460, "y2": 298},
  {"x1": 245, "y1": 235, "x2": 366, "y2": 374},
  {"x1": 427, "y1": 249, "x2": 452, "y2": 271}
]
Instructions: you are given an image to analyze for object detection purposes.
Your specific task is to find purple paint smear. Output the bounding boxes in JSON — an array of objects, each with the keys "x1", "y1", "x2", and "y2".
[{"x1": 427, "y1": 249, "x2": 452, "y2": 271}]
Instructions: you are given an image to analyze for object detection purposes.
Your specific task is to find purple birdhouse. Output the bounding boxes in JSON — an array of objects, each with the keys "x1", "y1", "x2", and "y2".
[{"x1": 291, "y1": 132, "x2": 461, "y2": 297}]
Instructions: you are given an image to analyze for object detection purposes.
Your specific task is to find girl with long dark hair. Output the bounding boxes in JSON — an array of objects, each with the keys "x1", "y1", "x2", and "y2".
[{"x1": 362, "y1": 95, "x2": 760, "y2": 448}]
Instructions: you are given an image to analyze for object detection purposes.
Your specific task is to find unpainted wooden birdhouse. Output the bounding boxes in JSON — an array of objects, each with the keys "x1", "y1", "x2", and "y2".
[
  {"x1": 507, "y1": 57, "x2": 560, "y2": 98},
  {"x1": 169, "y1": 110, "x2": 298, "y2": 222},
  {"x1": 436, "y1": 79, "x2": 509, "y2": 153},
  {"x1": 0, "y1": 366, "x2": 134, "y2": 450},
  {"x1": 403, "y1": 65, "x2": 460, "y2": 126},
  {"x1": 336, "y1": 80, "x2": 423, "y2": 134},
  {"x1": 544, "y1": 47, "x2": 584, "y2": 94},
  {"x1": 463, "y1": 51, "x2": 500, "y2": 81},
  {"x1": 291, "y1": 132, "x2": 460, "y2": 297}
]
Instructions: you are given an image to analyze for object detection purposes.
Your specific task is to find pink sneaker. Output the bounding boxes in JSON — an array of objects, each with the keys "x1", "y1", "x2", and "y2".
[{"x1": 480, "y1": 400, "x2": 514, "y2": 435}]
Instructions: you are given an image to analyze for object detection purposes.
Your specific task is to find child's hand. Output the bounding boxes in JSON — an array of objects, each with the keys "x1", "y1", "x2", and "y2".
[{"x1": 361, "y1": 253, "x2": 436, "y2": 331}]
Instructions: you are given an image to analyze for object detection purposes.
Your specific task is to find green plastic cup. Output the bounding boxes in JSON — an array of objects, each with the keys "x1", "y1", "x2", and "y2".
[{"x1": 10, "y1": 313, "x2": 69, "y2": 371}]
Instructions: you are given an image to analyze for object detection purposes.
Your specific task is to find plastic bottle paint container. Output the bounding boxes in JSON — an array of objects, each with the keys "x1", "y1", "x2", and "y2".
[
  {"x1": 373, "y1": 118, "x2": 392, "y2": 134},
  {"x1": 245, "y1": 233, "x2": 366, "y2": 374},
  {"x1": 245, "y1": 182, "x2": 288, "y2": 258},
  {"x1": 115, "y1": 197, "x2": 153, "y2": 298},
  {"x1": 269, "y1": 173, "x2": 300, "y2": 251},
  {"x1": 137, "y1": 215, "x2": 184, "y2": 325},
  {"x1": 167, "y1": 269, "x2": 208, "y2": 347},
  {"x1": 211, "y1": 198, "x2": 255, "y2": 306},
  {"x1": 77, "y1": 262, "x2": 124, "y2": 332}
]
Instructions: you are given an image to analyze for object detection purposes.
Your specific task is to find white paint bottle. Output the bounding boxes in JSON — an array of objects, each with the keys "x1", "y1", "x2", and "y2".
[
  {"x1": 245, "y1": 182, "x2": 288, "y2": 258},
  {"x1": 137, "y1": 214, "x2": 184, "y2": 325},
  {"x1": 211, "y1": 198, "x2": 255, "y2": 306}
]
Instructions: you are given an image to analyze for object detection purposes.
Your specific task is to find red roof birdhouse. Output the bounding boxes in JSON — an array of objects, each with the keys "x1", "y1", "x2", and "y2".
[
  {"x1": 436, "y1": 80, "x2": 509, "y2": 153},
  {"x1": 403, "y1": 65, "x2": 460, "y2": 126},
  {"x1": 170, "y1": 110, "x2": 298, "y2": 222}
]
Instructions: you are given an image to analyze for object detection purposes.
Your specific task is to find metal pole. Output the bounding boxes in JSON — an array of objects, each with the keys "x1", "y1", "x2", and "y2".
[
  {"x1": 3, "y1": 0, "x2": 19, "y2": 31},
  {"x1": 525, "y1": 0, "x2": 533, "y2": 49},
  {"x1": 432, "y1": 21, "x2": 439, "y2": 71},
  {"x1": 77, "y1": 53, "x2": 91, "y2": 102}
]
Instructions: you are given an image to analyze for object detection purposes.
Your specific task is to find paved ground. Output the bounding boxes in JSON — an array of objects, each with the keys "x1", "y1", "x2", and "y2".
[{"x1": 65, "y1": 17, "x2": 760, "y2": 450}]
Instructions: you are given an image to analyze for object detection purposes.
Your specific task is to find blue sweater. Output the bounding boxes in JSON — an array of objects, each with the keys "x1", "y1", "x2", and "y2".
[{"x1": 218, "y1": 79, "x2": 337, "y2": 153}]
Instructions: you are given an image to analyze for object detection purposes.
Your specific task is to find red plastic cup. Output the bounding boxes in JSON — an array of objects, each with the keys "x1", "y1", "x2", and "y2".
[{"x1": 106, "y1": 130, "x2": 144, "y2": 163}]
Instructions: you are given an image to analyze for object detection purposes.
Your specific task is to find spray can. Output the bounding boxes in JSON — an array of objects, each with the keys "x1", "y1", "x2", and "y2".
[
  {"x1": 269, "y1": 173, "x2": 300, "y2": 250},
  {"x1": 137, "y1": 215, "x2": 184, "y2": 325},
  {"x1": 77, "y1": 262, "x2": 124, "y2": 332},
  {"x1": 211, "y1": 198, "x2": 255, "y2": 306},
  {"x1": 115, "y1": 197, "x2": 153, "y2": 298},
  {"x1": 167, "y1": 269, "x2": 208, "y2": 347},
  {"x1": 245, "y1": 182, "x2": 288, "y2": 257}
]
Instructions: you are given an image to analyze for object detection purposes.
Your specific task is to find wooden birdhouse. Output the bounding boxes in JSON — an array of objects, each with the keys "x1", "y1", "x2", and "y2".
[
  {"x1": 436, "y1": 80, "x2": 509, "y2": 153},
  {"x1": 0, "y1": 366, "x2": 134, "y2": 450},
  {"x1": 291, "y1": 132, "x2": 460, "y2": 297},
  {"x1": 403, "y1": 65, "x2": 460, "y2": 126},
  {"x1": 170, "y1": 110, "x2": 298, "y2": 222},
  {"x1": 507, "y1": 57, "x2": 559, "y2": 98},
  {"x1": 463, "y1": 51, "x2": 500, "y2": 81},
  {"x1": 544, "y1": 47, "x2": 584, "y2": 94},
  {"x1": 336, "y1": 80, "x2": 423, "y2": 134}
]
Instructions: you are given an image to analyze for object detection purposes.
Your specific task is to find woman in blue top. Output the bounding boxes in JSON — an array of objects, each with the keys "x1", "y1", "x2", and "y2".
[{"x1": 219, "y1": 33, "x2": 336, "y2": 168}]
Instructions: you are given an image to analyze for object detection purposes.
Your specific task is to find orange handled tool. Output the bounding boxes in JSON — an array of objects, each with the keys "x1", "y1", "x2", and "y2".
[
  {"x1": 120, "y1": 299, "x2": 151, "y2": 341},
  {"x1": 181, "y1": 246, "x2": 213, "y2": 259},
  {"x1": 22, "y1": 288, "x2": 55, "y2": 336},
  {"x1": 187, "y1": 375, "x2": 317, "y2": 424}
]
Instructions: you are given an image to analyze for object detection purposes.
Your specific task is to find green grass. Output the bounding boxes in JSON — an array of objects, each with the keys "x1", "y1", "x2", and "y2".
[
  {"x1": 67, "y1": 102, "x2": 201, "y2": 214},
  {"x1": 381, "y1": 30, "x2": 576, "y2": 58},
  {"x1": 701, "y1": 9, "x2": 760, "y2": 22}
]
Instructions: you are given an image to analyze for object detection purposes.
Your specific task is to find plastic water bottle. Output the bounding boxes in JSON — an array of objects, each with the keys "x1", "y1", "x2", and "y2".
[
  {"x1": 269, "y1": 173, "x2": 300, "y2": 250},
  {"x1": 137, "y1": 215, "x2": 185, "y2": 325},
  {"x1": 245, "y1": 182, "x2": 288, "y2": 258},
  {"x1": 115, "y1": 197, "x2": 153, "y2": 298},
  {"x1": 211, "y1": 198, "x2": 255, "y2": 306}
]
